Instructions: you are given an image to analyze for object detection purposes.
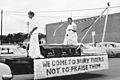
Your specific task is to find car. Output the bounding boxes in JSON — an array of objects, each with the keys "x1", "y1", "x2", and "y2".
[
  {"x1": 0, "y1": 45, "x2": 28, "y2": 60},
  {"x1": 0, "y1": 63, "x2": 12, "y2": 80},
  {"x1": 78, "y1": 43, "x2": 106, "y2": 56},
  {"x1": 0, "y1": 45, "x2": 31, "y2": 80},
  {"x1": 96, "y1": 42, "x2": 120, "y2": 57}
]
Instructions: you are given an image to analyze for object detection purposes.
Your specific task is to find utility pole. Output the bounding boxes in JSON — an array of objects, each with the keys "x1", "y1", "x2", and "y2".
[{"x1": 1, "y1": 10, "x2": 3, "y2": 45}]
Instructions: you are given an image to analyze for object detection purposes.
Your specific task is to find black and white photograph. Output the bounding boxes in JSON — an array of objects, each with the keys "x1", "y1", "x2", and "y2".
[{"x1": 0, "y1": 0, "x2": 120, "y2": 80}]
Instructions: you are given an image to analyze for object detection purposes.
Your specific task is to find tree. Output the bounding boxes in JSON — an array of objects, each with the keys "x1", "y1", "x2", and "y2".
[
  {"x1": 1, "y1": 32, "x2": 46, "y2": 44},
  {"x1": 5, "y1": 34, "x2": 14, "y2": 43}
]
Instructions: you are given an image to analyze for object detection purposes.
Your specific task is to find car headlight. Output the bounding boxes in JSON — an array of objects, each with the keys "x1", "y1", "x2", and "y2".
[{"x1": 2, "y1": 74, "x2": 13, "y2": 80}]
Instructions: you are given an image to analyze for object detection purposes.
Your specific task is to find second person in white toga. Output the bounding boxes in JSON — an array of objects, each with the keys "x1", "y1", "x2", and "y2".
[{"x1": 63, "y1": 17, "x2": 78, "y2": 45}]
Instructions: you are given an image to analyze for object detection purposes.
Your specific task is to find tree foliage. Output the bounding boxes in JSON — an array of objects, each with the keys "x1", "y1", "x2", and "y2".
[{"x1": 0, "y1": 32, "x2": 46, "y2": 44}]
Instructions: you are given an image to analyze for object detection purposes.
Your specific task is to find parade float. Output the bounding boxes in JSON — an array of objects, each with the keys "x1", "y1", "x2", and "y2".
[{"x1": 0, "y1": 3, "x2": 110, "y2": 80}]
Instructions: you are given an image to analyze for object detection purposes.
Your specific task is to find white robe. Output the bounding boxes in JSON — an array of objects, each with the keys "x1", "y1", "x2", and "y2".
[
  {"x1": 63, "y1": 22, "x2": 78, "y2": 45},
  {"x1": 28, "y1": 18, "x2": 44, "y2": 58}
]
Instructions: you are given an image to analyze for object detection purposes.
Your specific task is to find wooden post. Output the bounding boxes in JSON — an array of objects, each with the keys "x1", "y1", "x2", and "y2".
[
  {"x1": 102, "y1": 2, "x2": 110, "y2": 42},
  {"x1": 1, "y1": 10, "x2": 3, "y2": 45},
  {"x1": 92, "y1": 31, "x2": 95, "y2": 47}
]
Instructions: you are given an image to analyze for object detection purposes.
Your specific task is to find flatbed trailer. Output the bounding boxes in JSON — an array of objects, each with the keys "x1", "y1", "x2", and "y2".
[{"x1": 2, "y1": 44, "x2": 108, "y2": 80}]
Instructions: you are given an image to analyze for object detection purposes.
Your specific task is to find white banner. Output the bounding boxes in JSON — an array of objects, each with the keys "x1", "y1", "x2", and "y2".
[{"x1": 34, "y1": 55, "x2": 108, "y2": 79}]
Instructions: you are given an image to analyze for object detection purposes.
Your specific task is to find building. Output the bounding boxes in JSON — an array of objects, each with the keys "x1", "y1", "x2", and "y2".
[{"x1": 46, "y1": 12, "x2": 120, "y2": 44}]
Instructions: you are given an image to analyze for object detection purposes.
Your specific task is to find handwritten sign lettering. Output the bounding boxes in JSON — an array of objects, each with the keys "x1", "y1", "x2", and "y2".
[{"x1": 34, "y1": 55, "x2": 108, "y2": 79}]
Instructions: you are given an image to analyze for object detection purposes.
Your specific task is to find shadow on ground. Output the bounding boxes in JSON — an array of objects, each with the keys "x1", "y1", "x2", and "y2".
[{"x1": 41, "y1": 73, "x2": 106, "y2": 80}]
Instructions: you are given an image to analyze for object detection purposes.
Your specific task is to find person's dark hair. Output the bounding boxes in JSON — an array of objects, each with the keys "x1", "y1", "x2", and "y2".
[
  {"x1": 68, "y1": 17, "x2": 73, "y2": 21},
  {"x1": 28, "y1": 11, "x2": 35, "y2": 16}
]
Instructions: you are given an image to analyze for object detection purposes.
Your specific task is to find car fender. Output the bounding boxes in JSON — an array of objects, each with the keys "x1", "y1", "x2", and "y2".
[{"x1": 0, "y1": 63, "x2": 12, "y2": 80}]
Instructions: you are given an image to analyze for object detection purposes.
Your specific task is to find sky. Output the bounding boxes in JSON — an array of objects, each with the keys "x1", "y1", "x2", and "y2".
[{"x1": 0, "y1": 0, "x2": 120, "y2": 35}]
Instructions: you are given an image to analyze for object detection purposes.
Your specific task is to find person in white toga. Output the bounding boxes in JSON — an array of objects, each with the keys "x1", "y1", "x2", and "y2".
[
  {"x1": 27, "y1": 11, "x2": 44, "y2": 58},
  {"x1": 63, "y1": 17, "x2": 78, "y2": 45}
]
